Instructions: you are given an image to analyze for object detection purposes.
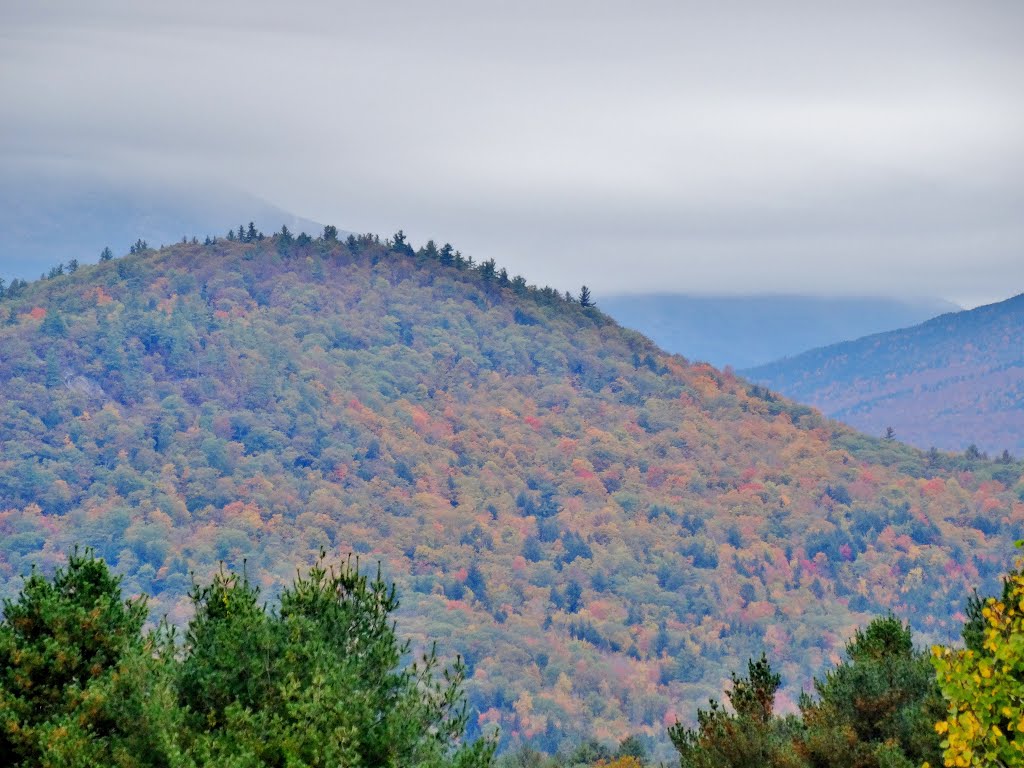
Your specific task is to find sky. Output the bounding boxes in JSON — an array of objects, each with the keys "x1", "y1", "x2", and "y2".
[{"x1": 1, "y1": 1, "x2": 1022, "y2": 307}]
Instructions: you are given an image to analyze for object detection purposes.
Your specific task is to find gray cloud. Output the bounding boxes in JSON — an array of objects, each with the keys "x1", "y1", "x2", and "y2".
[{"x1": 2, "y1": 0, "x2": 1022, "y2": 305}]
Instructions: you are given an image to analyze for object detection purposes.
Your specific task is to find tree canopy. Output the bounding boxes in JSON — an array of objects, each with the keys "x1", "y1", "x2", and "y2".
[{"x1": 0, "y1": 549, "x2": 494, "y2": 768}]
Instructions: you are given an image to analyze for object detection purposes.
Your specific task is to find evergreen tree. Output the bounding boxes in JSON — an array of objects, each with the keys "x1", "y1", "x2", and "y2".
[
  {"x1": 0, "y1": 549, "x2": 494, "y2": 768},
  {"x1": 391, "y1": 229, "x2": 415, "y2": 256},
  {"x1": 44, "y1": 348, "x2": 62, "y2": 388},
  {"x1": 420, "y1": 239, "x2": 439, "y2": 261},
  {"x1": 798, "y1": 615, "x2": 943, "y2": 768},
  {"x1": 564, "y1": 580, "x2": 583, "y2": 613},
  {"x1": 100, "y1": 246, "x2": 114, "y2": 261},
  {"x1": 40, "y1": 309, "x2": 67, "y2": 337},
  {"x1": 578, "y1": 285, "x2": 594, "y2": 308},
  {"x1": 439, "y1": 243, "x2": 454, "y2": 266},
  {"x1": 669, "y1": 654, "x2": 799, "y2": 768},
  {"x1": 0, "y1": 549, "x2": 166, "y2": 767},
  {"x1": 323, "y1": 224, "x2": 338, "y2": 241},
  {"x1": 179, "y1": 555, "x2": 495, "y2": 767}
]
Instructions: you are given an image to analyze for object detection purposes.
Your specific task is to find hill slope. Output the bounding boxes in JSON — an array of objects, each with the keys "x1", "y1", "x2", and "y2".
[
  {"x1": 600, "y1": 294, "x2": 958, "y2": 369},
  {"x1": 0, "y1": 235, "x2": 1021, "y2": 751},
  {"x1": 745, "y1": 294, "x2": 1024, "y2": 455}
]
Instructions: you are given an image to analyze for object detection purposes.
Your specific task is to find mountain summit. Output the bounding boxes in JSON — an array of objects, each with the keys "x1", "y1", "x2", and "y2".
[{"x1": 0, "y1": 232, "x2": 1020, "y2": 749}]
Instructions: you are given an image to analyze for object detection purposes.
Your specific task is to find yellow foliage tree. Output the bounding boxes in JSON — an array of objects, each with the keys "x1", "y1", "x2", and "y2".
[
  {"x1": 932, "y1": 554, "x2": 1024, "y2": 768},
  {"x1": 597, "y1": 758, "x2": 643, "y2": 768}
]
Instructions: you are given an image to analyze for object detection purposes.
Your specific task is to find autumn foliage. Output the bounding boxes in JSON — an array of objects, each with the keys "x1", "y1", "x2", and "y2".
[{"x1": 0, "y1": 231, "x2": 1022, "y2": 748}]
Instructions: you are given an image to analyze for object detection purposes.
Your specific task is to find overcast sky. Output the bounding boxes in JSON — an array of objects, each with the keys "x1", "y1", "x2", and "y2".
[{"x1": 2, "y1": 1, "x2": 1022, "y2": 306}]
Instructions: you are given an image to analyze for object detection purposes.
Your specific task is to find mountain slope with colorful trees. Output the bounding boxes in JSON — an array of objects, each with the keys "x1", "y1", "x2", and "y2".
[
  {"x1": 744, "y1": 294, "x2": 1024, "y2": 456},
  {"x1": 0, "y1": 230, "x2": 1021, "y2": 752}
]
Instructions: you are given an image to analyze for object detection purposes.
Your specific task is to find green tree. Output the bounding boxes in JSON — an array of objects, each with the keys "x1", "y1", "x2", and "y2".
[
  {"x1": 578, "y1": 286, "x2": 594, "y2": 308},
  {"x1": 799, "y1": 615, "x2": 943, "y2": 768},
  {"x1": 1, "y1": 549, "x2": 493, "y2": 767},
  {"x1": 41, "y1": 308, "x2": 67, "y2": 337},
  {"x1": 179, "y1": 555, "x2": 495, "y2": 767},
  {"x1": 0, "y1": 548, "x2": 173, "y2": 767},
  {"x1": 669, "y1": 654, "x2": 803, "y2": 768}
]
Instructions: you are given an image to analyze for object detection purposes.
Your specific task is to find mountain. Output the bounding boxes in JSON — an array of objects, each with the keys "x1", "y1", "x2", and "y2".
[
  {"x1": 600, "y1": 294, "x2": 959, "y2": 369},
  {"x1": 0, "y1": 235, "x2": 1020, "y2": 753},
  {"x1": 744, "y1": 294, "x2": 1024, "y2": 455},
  {"x1": 0, "y1": 164, "x2": 323, "y2": 281}
]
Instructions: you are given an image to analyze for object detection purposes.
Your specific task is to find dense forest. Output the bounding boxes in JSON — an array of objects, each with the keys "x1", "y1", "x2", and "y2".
[
  {"x1": 745, "y1": 294, "x2": 1024, "y2": 455},
  {"x1": 0, "y1": 228, "x2": 1022, "y2": 752}
]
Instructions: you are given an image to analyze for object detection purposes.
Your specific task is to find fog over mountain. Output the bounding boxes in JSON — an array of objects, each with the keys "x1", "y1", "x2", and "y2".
[
  {"x1": 0, "y1": 164, "x2": 321, "y2": 280},
  {"x1": 2, "y1": 1, "x2": 1022, "y2": 305}
]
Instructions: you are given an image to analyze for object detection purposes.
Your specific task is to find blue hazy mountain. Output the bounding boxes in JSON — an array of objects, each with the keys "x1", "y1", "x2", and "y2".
[
  {"x1": 744, "y1": 293, "x2": 1024, "y2": 454},
  {"x1": 600, "y1": 293, "x2": 960, "y2": 369},
  {"x1": 0, "y1": 164, "x2": 324, "y2": 281}
]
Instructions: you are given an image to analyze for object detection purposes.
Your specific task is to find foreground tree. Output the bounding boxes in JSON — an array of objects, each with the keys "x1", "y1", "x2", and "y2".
[
  {"x1": 0, "y1": 548, "x2": 174, "y2": 766},
  {"x1": 180, "y1": 555, "x2": 494, "y2": 767},
  {"x1": 932, "y1": 554, "x2": 1024, "y2": 768},
  {"x1": 668, "y1": 617, "x2": 943, "y2": 768},
  {"x1": 0, "y1": 549, "x2": 493, "y2": 768},
  {"x1": 669, "y1": 654, "x2": 803, "y2": 768},
  {"x1": 799, "y1": 615, "x2": 943, "y2": 768}
]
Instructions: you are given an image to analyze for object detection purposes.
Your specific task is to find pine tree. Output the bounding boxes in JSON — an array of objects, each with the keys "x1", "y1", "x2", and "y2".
[
  {"x1": 0, "y1": 549, "x2": 158, "y2": 766},
  {"x1": 579, "y1": 285, "x2": 594, "y2": 307}
]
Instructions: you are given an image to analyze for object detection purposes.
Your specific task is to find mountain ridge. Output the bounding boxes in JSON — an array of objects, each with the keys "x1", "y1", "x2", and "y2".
[{"x1": 744, "y1": 292, "x2": 1024, "y2": 454}]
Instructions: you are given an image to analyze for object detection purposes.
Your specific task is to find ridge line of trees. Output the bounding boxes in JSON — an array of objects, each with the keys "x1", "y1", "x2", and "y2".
[{"x1": 1, "y1": 223, "x2": 600, "y2": 322}]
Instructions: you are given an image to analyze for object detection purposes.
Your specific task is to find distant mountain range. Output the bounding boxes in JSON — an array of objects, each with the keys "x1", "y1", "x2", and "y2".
[
  {"x1": 1, "y1": 234, "x2": 1019, "y2": 750},
  {"x1": 0, "y1": 164, "x2": 323, "y2": 280},
  {"x1": 600, "y1": 294, "x2": 959, "y2": 369},
  {"x1": 745, "y1": 293, "x2": 1024, "y2": 455}
]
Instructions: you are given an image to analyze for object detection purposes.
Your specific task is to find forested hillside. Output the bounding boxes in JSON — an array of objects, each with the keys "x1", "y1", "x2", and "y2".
[
  {"x1": 1, "y1": 231, "x2": 1021, "y2": 751},
  {"x1": 745, "y1": 294, "x2": 1024, "y2": 455}
]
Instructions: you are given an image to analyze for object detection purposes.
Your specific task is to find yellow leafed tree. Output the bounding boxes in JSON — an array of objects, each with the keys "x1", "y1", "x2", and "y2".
[{"x1": 932, "y1": 551, "x2": 1024, "y2": 768}]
